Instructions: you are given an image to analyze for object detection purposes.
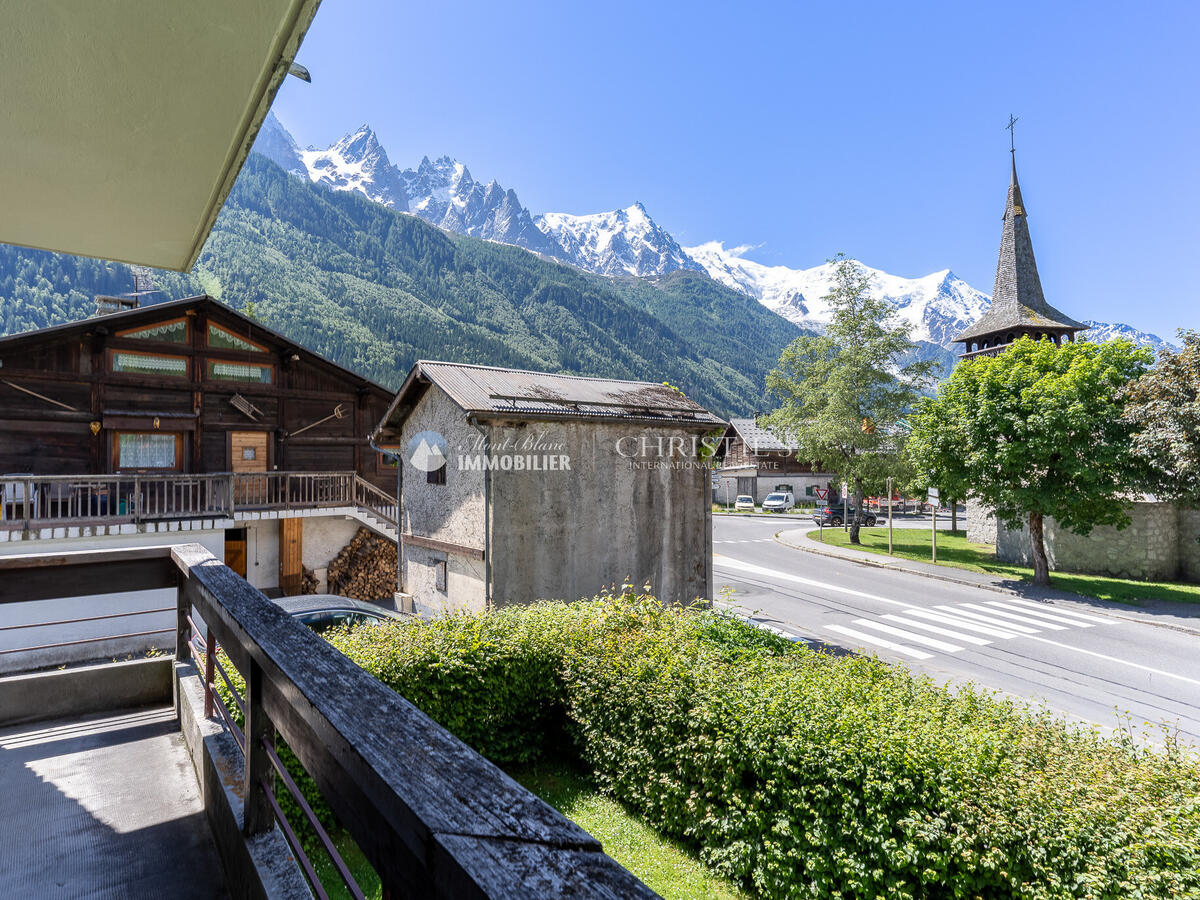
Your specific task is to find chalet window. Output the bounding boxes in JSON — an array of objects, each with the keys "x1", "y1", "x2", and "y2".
[
  {"x1": 208, "y1": 323, "x2": 267, "y2": 353},
  {"x1": 427, "y1": 466, "x2": 446, "y2": 485},
  {"x1": 207, "y1": 359, "x2": 273, "y2": 384},
  {"x1": 111, "y1": 350, "x2": 188, "y2": 377},
  {"x1": 116, "y1": 318, "x2": 188, "y2": 343},
  {"x1": 115, "y1": 432, "x2": 181, "y2": 470}
]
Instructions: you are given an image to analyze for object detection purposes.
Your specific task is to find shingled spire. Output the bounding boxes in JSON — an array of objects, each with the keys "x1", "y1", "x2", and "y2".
[{"x1": 954, "y1": 154, "x2": 1086, "y2": 356}]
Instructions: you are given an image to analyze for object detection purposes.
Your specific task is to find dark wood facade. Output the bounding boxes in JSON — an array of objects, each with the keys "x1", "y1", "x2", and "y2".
[{"x1": 0, "y1": 296, "x2": 393, "y2": 490}]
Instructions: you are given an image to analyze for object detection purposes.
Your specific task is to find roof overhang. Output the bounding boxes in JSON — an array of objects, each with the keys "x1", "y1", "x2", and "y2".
[{"x1": 0, "y1": 0, "x2": 322, "y2": 272}]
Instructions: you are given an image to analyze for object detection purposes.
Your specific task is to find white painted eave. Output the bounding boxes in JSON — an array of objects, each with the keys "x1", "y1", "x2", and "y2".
[{"x1": 0, "y1": 0, "x2": 322, "y2": 271}]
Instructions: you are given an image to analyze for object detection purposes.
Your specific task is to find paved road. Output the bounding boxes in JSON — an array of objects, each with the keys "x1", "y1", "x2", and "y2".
[
  {"x1": 715, "y1": 511, "x2": 962, "y2": 530},
  {"x1": 713, "y1": 516, "x2": 1200, "y2": 745}
]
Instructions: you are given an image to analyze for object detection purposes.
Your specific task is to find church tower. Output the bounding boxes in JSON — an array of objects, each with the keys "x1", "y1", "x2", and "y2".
[{"x1": 954, "y1": 148, "x2": 1086, "y2": 357}]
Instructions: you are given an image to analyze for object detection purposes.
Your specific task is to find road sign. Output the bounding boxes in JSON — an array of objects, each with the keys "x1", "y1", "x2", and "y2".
[{"x1": 815, "y1": 487, "x2": 828, "y2": 501}]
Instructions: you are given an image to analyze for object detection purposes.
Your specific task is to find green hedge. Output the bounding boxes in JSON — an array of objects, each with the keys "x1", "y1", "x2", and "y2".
[{"x1": 313, "y1": 589, "x2": 1196, "y2": 898}]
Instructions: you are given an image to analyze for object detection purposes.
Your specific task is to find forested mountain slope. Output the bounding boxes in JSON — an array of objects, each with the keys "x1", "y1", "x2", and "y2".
[{"x1": 0, "y1": 155, "x2": 806, "y2": 417}]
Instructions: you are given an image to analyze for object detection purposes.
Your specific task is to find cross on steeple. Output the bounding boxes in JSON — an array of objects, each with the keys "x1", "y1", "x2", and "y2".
[{"x1": 1006, "y1": 114, "x2": 1019, "y2": 154}]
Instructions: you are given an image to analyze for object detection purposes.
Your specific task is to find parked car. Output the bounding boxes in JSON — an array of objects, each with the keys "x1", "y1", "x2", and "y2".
[
  {"x1": 761, "y1": 491, "x2": 795, "y2": 513},
  {"x1": 734, "y1": 494, "x2": 756, "y2": 511},
  {"x1": 274, "y1": 594, "x2": 402, "y2": 634},
  {"x1": 812, "y1": 505, "x2": 878, "y2": 527}
]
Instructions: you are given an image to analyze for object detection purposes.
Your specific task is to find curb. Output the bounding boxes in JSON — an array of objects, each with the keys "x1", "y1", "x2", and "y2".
[{"x1": 774, "y1": 528, "x2": 1200, "y2": 639}]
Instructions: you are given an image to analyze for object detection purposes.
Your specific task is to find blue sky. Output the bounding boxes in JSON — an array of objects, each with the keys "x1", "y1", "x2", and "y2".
[{"x1": 271, "y1": 0, "x2": 1199, "y2": 338}]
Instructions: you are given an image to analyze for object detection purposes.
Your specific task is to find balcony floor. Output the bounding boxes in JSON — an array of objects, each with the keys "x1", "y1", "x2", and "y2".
[{"x1": 0, "y1": 706, "x2": 228, "y2": 899}]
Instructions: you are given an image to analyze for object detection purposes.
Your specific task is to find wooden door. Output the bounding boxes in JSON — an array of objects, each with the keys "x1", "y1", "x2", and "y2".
[
  {"x1": 224, "y1": 529, "x2": 247, "y2": 578},
  {"x1": 279, "y1": 518, "x2": 303, "y2": 595},
  {"x1": 231, "y1": 431, "x2": 268, "y2": 504}
]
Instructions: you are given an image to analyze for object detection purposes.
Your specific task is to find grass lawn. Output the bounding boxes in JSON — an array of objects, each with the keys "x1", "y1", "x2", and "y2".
[
  {"x1": 311, "y1": 761, "x2": 748, "y2": 900},
  {"x1": 509, "y1": 762, "x2": 749, "y2": 900},
  {"x1": 809, "y1": 526, "x2": 1200, "y2": 606}
]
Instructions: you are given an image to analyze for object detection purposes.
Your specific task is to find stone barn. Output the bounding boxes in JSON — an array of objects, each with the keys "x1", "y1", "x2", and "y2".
[{"x1": 373, "y1": 361, "x2": 724, "y2": 615}]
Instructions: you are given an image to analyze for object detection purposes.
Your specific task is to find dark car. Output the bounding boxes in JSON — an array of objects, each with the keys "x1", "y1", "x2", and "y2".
[
  {"x1": 273, "y1": 594, "x2": 402, "y2": 634},
  {"x1": 812, "y1": 505, "x2": 877, "y2": 527}
]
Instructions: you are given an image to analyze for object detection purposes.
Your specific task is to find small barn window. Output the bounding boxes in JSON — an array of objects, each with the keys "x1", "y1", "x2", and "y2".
[
  {"x1": 116, "y1": 318, "x2": 188, "y2": 343},
  {"x1": 208, "y1": 323, "x2": 267, "y2": 353},
  {"x1": 207, "y1": 360, "x2": 274, "y2": 383},
  {"x1": 427, "y1": 466, "x2": 446, "y2": 485},
  {"x1": 434, "y1": 558, "x2": 447, "y2": 592},
  {"x1": 111, "y1": 350, "x2": 188, "y2": 377}
]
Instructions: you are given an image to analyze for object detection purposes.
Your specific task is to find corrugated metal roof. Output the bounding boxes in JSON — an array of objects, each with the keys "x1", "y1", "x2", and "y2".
[
  {"x1": 728, "y1": 418, "x2": 799, "y2": 453},
  {"x1": 377, "y1": 361, "x2": 724, "y2": 434}
]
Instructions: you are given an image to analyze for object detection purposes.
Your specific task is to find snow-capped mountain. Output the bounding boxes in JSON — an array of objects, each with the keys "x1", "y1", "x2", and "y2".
[
  {"x1": 299, "y1": 124, "x2": 410, "y2": 211},
  {"x1": 252, "y1": 112, "x2": 306, "y2": 178},
  {"x1": 1081, "y1": 320, "x2": 1175, "y2": 354},
  {"x1": 397, "y1": 155, "x2": 561, "y2": 256},
  {"x1": 253, "y1": 113, "x2": 1174, "y2": 359},
  {"x1": 254, "y1": 115, "x2": 689, "y2": 274},
  {"x1": 535, "y1": 203, "x2": 703, "y2": 278},
  {"x1": 686, "y1": 242, "x2": 989, "y2": 346}
]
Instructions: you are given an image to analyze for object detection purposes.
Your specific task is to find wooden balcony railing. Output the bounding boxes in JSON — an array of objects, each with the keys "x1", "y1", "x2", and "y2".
[
  {"x1": 0, "y1": 545, "x2": 654, "y2": 898},
  {"x1": 0, "y1": 472, "x2": 397, "y2": 531}
]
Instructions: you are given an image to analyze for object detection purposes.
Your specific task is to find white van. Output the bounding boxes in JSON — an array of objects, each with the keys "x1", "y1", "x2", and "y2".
[{"x1": 761, "y1": 491, "x2": 795, "y2": 513}]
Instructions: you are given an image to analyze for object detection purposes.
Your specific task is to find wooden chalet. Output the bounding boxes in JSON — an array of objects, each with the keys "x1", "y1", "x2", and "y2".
[
  {"x1": 0, "y1": 295, "x2": 398, "y2": 594},
  {"x1": 717, "y1": 418, "x2": 834, "y2": 503}
]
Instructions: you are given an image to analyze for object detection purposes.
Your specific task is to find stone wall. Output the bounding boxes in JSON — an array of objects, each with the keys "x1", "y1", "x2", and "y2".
[
  {"x1": 1179, "y1": 508, "x2": 1200, "y2": 582},
  {"x1": 966, "y1": 501, "x2": 997, "y2": 545},
  {"x1": 993, "y1": 501, "x2": 1198, "y2": 582}
]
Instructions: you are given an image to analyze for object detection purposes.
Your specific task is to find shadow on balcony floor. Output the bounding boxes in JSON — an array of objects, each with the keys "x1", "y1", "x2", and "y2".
[{"x1": 0, "y1": 706, "x2": 228, "y2": 899}]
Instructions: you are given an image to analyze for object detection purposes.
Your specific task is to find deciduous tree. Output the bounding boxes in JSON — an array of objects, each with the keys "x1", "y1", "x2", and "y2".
[
  {"x1": 762, "y1": 255, "x2": 933, "y2": 543},
  {"x1": 907, "y1": 337, "x2": 1152, "y2": 585},
  {"x1": 1123, "y1": 330, "x2": 1200, "y2": 502}
]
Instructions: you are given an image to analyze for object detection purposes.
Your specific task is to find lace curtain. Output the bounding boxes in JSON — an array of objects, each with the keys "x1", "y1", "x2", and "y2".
[{"x1": 117, "y1": 433, "x2": 177, "y2": 468}]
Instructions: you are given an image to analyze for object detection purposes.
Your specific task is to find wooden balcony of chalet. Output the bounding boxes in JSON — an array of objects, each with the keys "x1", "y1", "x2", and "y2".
[
  {"x1": 0, "y1": 545, "x2": 655, "y2": 898},
  {"x1": 0, "y1": 470, "x2": 398, "y2": 542}
]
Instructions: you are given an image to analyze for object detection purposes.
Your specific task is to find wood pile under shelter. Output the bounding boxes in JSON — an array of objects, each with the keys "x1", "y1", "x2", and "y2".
[{"x1": 328, "y1": 527, "x2": 397, "y2": 603}]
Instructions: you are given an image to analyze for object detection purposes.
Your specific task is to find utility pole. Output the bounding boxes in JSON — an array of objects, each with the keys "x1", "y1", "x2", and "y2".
[
  {"x1": 887, "y1": 476, "x2": 893, "y2": 555},
  {"x1": 931, "y1": 502, "x2": 937, "y2": 563}
]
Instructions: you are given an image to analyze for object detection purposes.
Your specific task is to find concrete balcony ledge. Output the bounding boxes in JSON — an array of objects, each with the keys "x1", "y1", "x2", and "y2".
[{"x1": 0, "y1": 656, "x2": 172, "y2": 727}]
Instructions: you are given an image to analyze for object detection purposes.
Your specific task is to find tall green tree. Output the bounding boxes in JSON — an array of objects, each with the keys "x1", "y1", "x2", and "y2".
[
  {"x1": 1123, "y1": 330, "x2": 1200, "y2": 502},
  {"x1": 762, "y1": 255, "x2": 933, "y2": 543},
  {"x1": 907, "y1": 337, "x2": 1152, "y2": 585}
]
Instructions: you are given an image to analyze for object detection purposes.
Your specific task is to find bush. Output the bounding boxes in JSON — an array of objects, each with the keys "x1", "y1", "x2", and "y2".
[{"x1": 289, "y1": 587, "x2": 1200, "y2": 898}]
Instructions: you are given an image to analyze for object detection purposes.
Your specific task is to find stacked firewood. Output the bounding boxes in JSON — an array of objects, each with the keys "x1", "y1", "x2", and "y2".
[
  {"x1": 299, "y1": 565, "x2": 320, "y2": 595},
  {"x1": 328, "y1": 527, "x2": 398, "y2": 603}
]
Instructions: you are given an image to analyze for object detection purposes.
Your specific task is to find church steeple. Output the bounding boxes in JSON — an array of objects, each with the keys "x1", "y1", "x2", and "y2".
[{"x1": 954, "y1": 138, "x2": 1086, "y2": 357}]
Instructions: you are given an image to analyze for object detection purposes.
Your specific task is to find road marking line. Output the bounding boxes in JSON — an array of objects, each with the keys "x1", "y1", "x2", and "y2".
[
  {"x1": 999, "y1": 597, "x2": 1114, "y2": 625},
  {"x1": 1025, "y1": 635, "x2": 1200, "y2": 688},
  {"x1": 934, "y1": 605, "x2": 1041, "y2": 634},
  {"x1": 712, "y1": 555, "x2": 913, "y2": 607},
  {"x1": 958, "y1": 602, "x2": 1067, "y2": 631},
  {"x1": 905, "y1": 608, "x2": 1020, "y2": 638},
  {"x1": 880, "y1": 614, "x2": 992, "y2": 646},
  {"x1": 852, "y1": 619, "x2": 964, "y2": 652},
  {"x1": 824, "y1": 625, "x2": 934, "y2": 659},
  {"x1": 983, "y1": 601, "x2": 1094, "y2": 628}
]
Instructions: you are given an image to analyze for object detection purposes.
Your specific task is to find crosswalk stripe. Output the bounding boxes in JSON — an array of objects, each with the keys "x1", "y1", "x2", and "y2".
[
  {"x1": 999, "y1": 597, "x2": 1113, "y2": 625},
  {"x1": 934, "y1": 605, "x2": 1041, "y2": 634},
  {"x1": 881, "y1": 614, "x2": 993, "y2": 646},
  {"x1": 983, "y1": 601, "x2": 1093, "y2": 628},
  {"x1": 852, "y1": 619, "x2": 964, "y2": 652},
  {"x1": 825, "y1": 625, "x2": 934, "y2": 660},
  {"x1": 957, "y1": 603, "x2": 1067, "y2": 631},
  {"x1": 905, "y1": 608, "x2": 1020, "y2": 638}
]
